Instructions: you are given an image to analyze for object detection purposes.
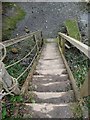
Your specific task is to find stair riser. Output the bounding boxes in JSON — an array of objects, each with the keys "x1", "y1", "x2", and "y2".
[
  {"x1": 32, "y1": 92, "x2": 75, "y2": 104},
  {"x1": 32, "y1": 74, "x2": 69, "y2": 82},
  {"x1": 30, "y1": 82, "x2": 72, "y2": 92}
]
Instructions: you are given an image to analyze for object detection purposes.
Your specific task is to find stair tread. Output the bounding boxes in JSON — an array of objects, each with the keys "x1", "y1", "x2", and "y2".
[
  {"x1": 26, "y1": 42, "x2": 78, "y2": 118},
  {"x1": 32, "y1": 74, "x2": 69, "y2": 82},
  {"x1": 23, "y1": 103, "x2": 76, "y2": 118},
  {"x1": 35, "y1": 69, "x2": 67, "y2": 75},
  {"x1": 37, "y1": 64, "x2": 65, "y2": 69},
  {"x1": 39, "y1": 60, "x2": 64, "y2": 65},
  {"x1": 30, "y1": 80, "x2": 72, "y2": 92},
  {"x1": 29, "y1": 90, "x2": 75, "y2": 103}
]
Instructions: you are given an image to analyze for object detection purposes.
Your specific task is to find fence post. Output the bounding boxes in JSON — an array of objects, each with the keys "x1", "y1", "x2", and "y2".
[
  {"x1": 58, "y1": 35, "x2": 61, "y2": 47},
  {"x1": 80, "y1": 69, "x2": 90, "y2": 97},
  {"x1": 33, "y1": 35, "x2": 39, "y2": 53},
  {"x1": 61, "y1": 37, "x2": 65, "y2": 55},
  {"x1": 41, "y1": 31, "x2": 44, "y2": 47}
]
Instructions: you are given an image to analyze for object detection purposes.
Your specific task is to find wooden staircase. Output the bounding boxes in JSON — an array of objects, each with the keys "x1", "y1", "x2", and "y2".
[
  {"x1": 2, "y1": 30, "x2": 89, "y2": 119},
  {"x1": 23, "y1": 39, "x2": 80, "y2": 118}
]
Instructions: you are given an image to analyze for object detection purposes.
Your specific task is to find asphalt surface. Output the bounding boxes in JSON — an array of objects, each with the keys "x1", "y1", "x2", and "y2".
[{"x1": 12, "y1": 2, "x2": 87, "y2": 38}]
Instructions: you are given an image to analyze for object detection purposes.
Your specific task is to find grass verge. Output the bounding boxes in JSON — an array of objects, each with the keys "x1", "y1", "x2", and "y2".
[{"x1": 2, "y1": 3, "x2": 26, "y2": 41}]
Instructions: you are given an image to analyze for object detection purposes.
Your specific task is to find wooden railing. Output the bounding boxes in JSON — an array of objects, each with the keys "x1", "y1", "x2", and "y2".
[
  {"x1": 1, "y1": 30, "x2": 44, "y2": 95},
  {"x1": 3, "y1": 30, "x2": 42, "y2": 47},
  {"x1": 58, "y1": 32, "x2": 90, "y2": 98}
]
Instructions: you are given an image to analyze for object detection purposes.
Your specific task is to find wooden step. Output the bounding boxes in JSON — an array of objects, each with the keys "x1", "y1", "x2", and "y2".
[
  {"x1": 36, "y1": 64, "x2": 65, "y2": 70},
  {"x1": 30, "y1": 80, "x2": 72, "y2": 92},
  {"x1": 23, "y1": 103, "x2": 76, "y2": 118},
  {"x1": 35, "y1": 69, "x2": 67, "y2": 75},
  {"x1": 32, "y1": 74, "x2": 69, "y2": 83},
  {"x1": 29, "y1": 90, "x2": 75, "y2": 104},
  {"x1": 38, "y1": 59, "x2": 64, "y2": 65}
]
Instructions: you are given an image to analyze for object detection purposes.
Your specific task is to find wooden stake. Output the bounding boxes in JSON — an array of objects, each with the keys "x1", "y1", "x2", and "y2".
[{"x1": 80, "y1": 69, "x2": 90, "y2": 97}]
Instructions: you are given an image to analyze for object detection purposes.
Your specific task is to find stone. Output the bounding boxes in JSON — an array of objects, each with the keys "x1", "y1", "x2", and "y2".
[{"x1": 11, "y1": 48, "x2": 18, "y2": 54}]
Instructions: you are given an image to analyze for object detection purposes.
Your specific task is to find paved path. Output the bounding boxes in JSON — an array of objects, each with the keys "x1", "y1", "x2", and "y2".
[{"x1": 23, "y1": 39, "x2": 79, "y2": 118}]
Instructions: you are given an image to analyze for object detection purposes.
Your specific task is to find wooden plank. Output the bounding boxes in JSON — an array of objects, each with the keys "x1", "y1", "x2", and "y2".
[
  {"x1": 61, "y1": 37, "x2": 65, "y2": 54},
  {"x1": 65, "y1": 44, "x2": 70, "y2": 49},
  {"x1": 58, "y1": 43, "x2": 80, "y2": 100},
  {"x1": 33, "y1": 35, "x2": 39, "y2": 53},
  {"x1": 59, "y1": 32, "x2": 90, "y2": 59},
  {"x1": 58, "y1": 35, "x2": 61, "y2": 48},
  {"x1": 41, "y1": 31, "x2": 44, "y2": 47},
  {"x1": 80, "y1": 69, "x2": 90, "y2": 97},
  {"x1": 58, "y1": 41, "x2": 89, "y2": 118}
]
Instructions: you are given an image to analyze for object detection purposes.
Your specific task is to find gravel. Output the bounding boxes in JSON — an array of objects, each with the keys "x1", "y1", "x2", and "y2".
[{"x1": 11, "y1": 2, "x2": 88, "y2": 41}]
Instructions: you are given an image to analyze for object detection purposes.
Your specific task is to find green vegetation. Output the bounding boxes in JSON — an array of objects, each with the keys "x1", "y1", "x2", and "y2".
[
  {"x1": 70, "y1": 102, "x2": 83, "y2": 119},
  {"x1": 65, "y1": 19, "x2": 81, "y2": 41},
  {"x1": 2, "y1": 3, "x2": 26, "y2": 40},
  {"x1": 2, "y1": 95, "x2": 24, "y2": 119},
  {"x1": 65, "y1": 49, "x2": 88, "y2": 88},
  {"x1": 7, "y1": 63, "x2": 28, "y2": 85},
  {"x1": 65, "y1": 43, "x2": 89, "y2": 114},
  {"x1": 64, "y1": 19, "x2": 89, "y2": 114}
]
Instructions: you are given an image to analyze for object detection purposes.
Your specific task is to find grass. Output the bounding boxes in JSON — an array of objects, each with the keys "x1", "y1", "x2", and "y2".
[
  {"x1": 2, "y1": 3, "x2": 26, "y2": 40},
  {"x1": 65, "y1": 19, "x2": 81, "y2": 41}
]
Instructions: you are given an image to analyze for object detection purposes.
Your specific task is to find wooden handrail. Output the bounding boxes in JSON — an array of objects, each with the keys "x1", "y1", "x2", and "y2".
[
  {"x1": 2, "y1": 30, "x2": 41, "y2": 47},
  {"x1": 58, "y1": 32, "x2": 90, "y2": 59},
  {"x1": 58, "y1": 32, "x2": 90, "y2": 98}
]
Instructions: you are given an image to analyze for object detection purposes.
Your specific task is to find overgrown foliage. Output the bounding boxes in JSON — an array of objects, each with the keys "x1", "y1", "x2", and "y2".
[
  {"x1": 65, "y1": 49, "x2": 88, "y2": 88},
  {"x1": 2, "y1": 3, "x2": 26, "y2": 41},
  {"x1": 65, "y1": 48, "x2": 89, "y2": 114}
]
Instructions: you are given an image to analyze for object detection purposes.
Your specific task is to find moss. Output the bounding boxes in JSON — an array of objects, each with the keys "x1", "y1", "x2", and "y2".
[
  {"x1": 2, "y1": 3, "x2": 26, "y2": 41},
  {"x1": 70, "y1": 102, "x2": 83, "y2": 119},
  {"x1": 65, "y1": 19, "x2": 81, "y2": 41}
]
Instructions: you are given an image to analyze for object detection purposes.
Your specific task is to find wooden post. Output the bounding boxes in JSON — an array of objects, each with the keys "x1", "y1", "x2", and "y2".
[
  {"x1": 33, "y1": 35, "x2": 39, "y2": 53},
  {"x1": 80, "y1": 69, "x2": 90, "y2": 97},
  {"x1": 61, "y1": 37, "x2": 65, "y2": 55},
  {"x1": 58, "y1": 35, "x2": 61, "y2": 47},
  {"x1": 41, "y1": 31, "x2": 44, "y2": 48}
]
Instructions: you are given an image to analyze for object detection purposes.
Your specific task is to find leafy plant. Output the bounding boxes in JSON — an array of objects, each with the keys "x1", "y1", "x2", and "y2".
[
  {"x1": 10, "y1": 95, "x2": 23, "y2": 103},
  {"x1": 2, "y1": 103, "x2": 7, "y2": 119}
]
